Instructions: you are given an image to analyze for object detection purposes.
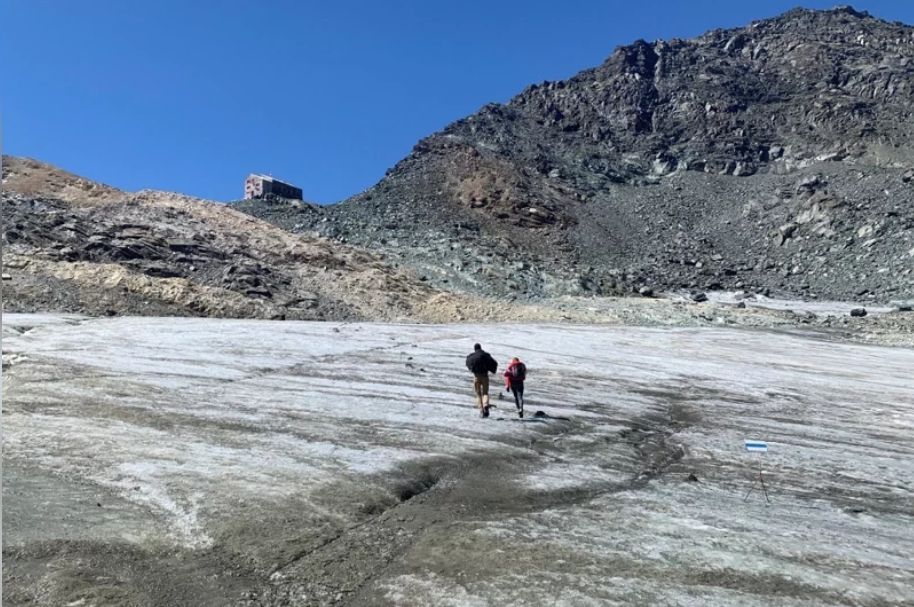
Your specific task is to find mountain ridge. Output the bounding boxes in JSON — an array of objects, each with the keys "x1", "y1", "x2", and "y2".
[{"x1": 234, "y1": 5, "x2": 914, "y2": 303}]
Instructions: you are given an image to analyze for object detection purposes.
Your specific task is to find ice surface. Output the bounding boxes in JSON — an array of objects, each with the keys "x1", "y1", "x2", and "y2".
[
  {"x1": 3, "y1": 314, "x2": 913, "y2": 606},
  {"x1": 675, "y1": 291, "x2": 897, "y2": 316}
]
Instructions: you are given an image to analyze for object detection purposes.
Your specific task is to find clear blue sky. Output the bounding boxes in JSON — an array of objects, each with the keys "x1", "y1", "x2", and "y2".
[{"x1": 3, "y1": 1, "x2": 913, "y2": 203}]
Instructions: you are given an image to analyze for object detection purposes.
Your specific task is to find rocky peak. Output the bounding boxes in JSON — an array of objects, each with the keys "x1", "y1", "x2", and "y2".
[
  {"x1": 489, "y1": 5, "x2": 914, "y2": 178},
  {"x1": 236, "y1": 7, "x2": 914, "y2": 304}
]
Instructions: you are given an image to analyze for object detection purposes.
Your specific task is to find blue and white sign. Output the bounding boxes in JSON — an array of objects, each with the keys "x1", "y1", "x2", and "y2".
[{"x1": 744, "y1": 440, "x2": 768, "y2": 452}]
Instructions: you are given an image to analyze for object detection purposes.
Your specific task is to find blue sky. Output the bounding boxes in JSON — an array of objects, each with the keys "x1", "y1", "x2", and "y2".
[{"x1": 3, "y1": 1, "x2": 913, "y2": 203}]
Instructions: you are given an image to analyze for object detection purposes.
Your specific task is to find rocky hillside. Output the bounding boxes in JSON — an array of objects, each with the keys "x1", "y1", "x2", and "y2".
[
  {"x1": 235, "y1": 6, "x2": 914, "y2": 303},
  {"x1": 2, "y1": 155, "x2": 126, "y2": 207},
  {"x1": 5, "y1": 154, "x2": 914, "y2": 343},
  {"x1": 2, "y1": 156, "x2": 539, "y2": 323}
]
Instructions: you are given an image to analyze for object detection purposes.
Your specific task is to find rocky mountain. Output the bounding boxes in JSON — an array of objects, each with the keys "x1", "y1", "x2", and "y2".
[
  {"x1": 3, "y1": 156, "x2": 545, "y2": 323},
  {"x1": 235, "y1": 6, "x2": 914, "y2": 303}
]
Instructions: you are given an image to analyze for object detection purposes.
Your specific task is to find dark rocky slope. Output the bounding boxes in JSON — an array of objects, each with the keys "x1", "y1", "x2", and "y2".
[
  {"x1": 235, "y1": 6, "x2": 914, "y2": 302},
  {"x1": 0, "y1": 162, "x2": 474, "y2": 323}
]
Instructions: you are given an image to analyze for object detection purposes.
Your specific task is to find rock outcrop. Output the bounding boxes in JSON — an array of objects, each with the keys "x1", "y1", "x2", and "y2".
[{"x1": 1, "y1": 173, "x2": 476, "y2": 322}]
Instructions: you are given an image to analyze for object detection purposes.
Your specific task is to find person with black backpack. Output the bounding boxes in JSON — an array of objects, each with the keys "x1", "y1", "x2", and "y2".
[
  {"x1": 465, "y1": 343, "x2": 498, "y2": 418},
  {"x1": 504, "y1": 357, "x2": 527, "y2": 418}
]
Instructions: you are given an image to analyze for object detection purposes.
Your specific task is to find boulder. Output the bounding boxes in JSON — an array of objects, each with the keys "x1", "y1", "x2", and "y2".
[
  {"x1": 140, "y1": 264, "x2": 183, "y2": 279},
  {"x1": 856, "y1": 225, "x2": 876, "y2": 239},
  {"x1": 795, "y1": 174, "x2": 821, "y2": 193},
  {"x1": 777, "y1": 223, "x2": 797, "y2": 246},
  {"x1": 166, "y1": 239, "x2": 200, "y2": 253},
  {"x1": 890, "y1": 300, "x2": 914, "y2": 312}
]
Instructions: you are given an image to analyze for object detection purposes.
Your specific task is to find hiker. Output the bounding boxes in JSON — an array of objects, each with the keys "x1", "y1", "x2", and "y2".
[
  {"x1": 504, "y1": 357, "x2": 527, "y2": 418},
  {"x1": 465, "y1": 343, "x2": 498, "y2": 418}
]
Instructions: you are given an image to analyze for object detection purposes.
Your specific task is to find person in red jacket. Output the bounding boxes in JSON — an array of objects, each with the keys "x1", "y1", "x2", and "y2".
[{"x1": 504, "y1": 357, "x2": 527, "y2": 418}]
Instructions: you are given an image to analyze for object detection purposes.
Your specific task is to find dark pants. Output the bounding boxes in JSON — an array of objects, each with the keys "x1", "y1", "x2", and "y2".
[{"x1": 510, "y1": 382, "x2": 524, "y2": 410}]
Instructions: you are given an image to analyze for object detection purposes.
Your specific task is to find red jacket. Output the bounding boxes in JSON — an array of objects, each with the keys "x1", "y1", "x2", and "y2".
[{"x1": 504, "y1": 361, "x2": 526, "y2": 389}]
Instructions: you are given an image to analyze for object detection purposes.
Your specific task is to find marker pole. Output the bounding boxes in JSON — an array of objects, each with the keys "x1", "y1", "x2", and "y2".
[
  {"x1": 757, "y1": 452, "x2": 770, "y2": 503},
  {"x1": 743, "y1": 473, "x2": 756, "y2": 502},
  {"x1": 744, "y1": 451, "x2": 771, "y2": 504}
]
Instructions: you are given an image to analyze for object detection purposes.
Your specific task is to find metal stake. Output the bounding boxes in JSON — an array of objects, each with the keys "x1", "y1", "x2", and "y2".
[{"x1": 744, "y1": 452, "x2": 771, "y2": 504}]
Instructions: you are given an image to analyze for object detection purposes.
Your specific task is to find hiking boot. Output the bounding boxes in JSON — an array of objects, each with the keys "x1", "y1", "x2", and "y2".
[
  {"x1": 482, "y1": 406, "x2": 490, "y2": 418},
  {"x1": 518, "y1": 409, "x2": 524, "y2": 419}
]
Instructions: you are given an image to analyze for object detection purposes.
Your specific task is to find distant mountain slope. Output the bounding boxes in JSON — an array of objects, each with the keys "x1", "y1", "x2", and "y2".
[
  {"x1": 235, "y1": 6, "x2": 914, "y2": 302},
  {"x1": 3, "y1": 156, "x2": 536, "y2": 322},
  {"x1": 2, "y1": 155, "x2": 125, "y2": 206}
]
